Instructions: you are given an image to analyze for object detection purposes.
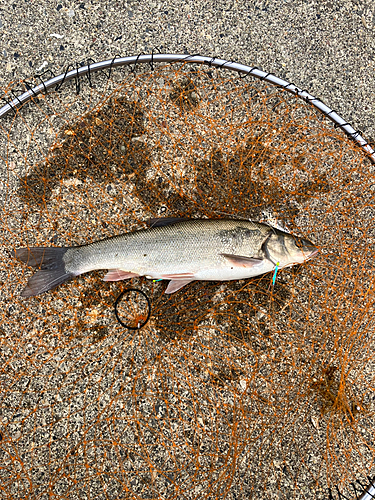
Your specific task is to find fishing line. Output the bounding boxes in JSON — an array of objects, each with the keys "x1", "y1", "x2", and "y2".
[{"x1": 272, "y1": 261, "x2": 280, "y2": 287}]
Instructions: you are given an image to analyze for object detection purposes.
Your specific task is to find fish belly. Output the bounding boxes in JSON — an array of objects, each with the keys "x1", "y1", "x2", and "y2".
[{"x1": 193, "y1": 261, "x2": 275, "y2": 281}]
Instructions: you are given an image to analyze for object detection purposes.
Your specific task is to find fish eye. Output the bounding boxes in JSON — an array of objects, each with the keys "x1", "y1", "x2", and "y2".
[{"x1": 293, "y1": 237, "x2": 304, "y2": 249}]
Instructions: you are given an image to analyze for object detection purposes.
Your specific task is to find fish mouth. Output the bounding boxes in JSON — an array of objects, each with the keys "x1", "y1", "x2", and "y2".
[{"x1": 305, "y1": 248, "x2": 319, "y2": 261}]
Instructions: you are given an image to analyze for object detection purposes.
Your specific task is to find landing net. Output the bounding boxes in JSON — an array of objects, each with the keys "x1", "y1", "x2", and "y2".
[{"x1": 1, "y1": 60, "x2": 375, "y2": 500}]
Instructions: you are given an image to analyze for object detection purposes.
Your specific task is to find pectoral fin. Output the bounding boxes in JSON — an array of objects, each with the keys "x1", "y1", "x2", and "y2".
[
  {"x1": 165, "y1": 279, "x2": 194, "y2": 294},
  {"x1": 103, "y1": 270, "x2": 139, "y2": 282},
  {"x1": 221, "y1": 253, "x2": 264, "y2": 268}
]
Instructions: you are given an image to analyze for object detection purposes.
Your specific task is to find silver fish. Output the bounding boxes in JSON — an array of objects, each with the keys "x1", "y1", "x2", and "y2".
[{"x1": 12, "y1": 218, "x2": 318, "y2": 297}]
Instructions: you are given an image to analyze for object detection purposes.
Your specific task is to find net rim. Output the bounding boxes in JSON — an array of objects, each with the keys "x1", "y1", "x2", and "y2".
[{"x1": 0, "y1": 52, "x2": 374, "y2": 163}]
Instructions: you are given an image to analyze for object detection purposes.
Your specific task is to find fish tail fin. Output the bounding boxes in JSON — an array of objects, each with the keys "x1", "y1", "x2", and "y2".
[{"x1": 12, "y1": 247, "x2": 75, "y2": 297}]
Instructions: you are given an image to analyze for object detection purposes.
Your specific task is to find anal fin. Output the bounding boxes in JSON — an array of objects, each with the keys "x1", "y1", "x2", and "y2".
[{"x1": 165, "y1": 279, "x2": 194, "y2": 294}]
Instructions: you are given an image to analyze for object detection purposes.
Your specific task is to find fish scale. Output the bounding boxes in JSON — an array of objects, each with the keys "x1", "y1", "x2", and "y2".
[
  {"x1": 12, "y1": 218, "x2": 318, "y2": 297},
  {"x1": 68, "y1": 219, "x2": 269, "y2": 275}
]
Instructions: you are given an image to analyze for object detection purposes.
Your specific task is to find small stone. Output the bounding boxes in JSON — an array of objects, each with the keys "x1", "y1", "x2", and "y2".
[
  {"x1": 311, "y1": 416, "x2": 319, "y2": 429},
  {"x1": 255, "y1": 309, "x2": 266, "y2": 320}
]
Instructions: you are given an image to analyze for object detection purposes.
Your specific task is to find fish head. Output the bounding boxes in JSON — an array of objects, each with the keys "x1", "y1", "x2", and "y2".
[{"x1": 265, "y1": 230, "x2": 319, "y2": 268}]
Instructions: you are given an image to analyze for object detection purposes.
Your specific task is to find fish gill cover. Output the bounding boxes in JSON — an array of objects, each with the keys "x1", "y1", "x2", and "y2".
[{"x1": 0, "y1": 62, "x2": 375, "y2": 500}]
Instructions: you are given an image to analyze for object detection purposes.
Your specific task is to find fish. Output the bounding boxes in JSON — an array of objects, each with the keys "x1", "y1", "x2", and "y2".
[{"x1": 12, "y1": 217, "x2": 319, "y2": 297}]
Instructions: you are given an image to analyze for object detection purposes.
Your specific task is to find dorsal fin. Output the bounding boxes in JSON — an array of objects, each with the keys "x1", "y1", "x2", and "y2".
[{"x1": 146, "y1": 217, "x2": 190, "y2": 228}]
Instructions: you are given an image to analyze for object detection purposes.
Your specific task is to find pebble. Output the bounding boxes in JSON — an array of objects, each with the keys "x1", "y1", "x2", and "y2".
[
  {"x1": 36, "y1": 60, "x2": 48, "y2": 72},
  {"x1": 311, "y1": 416, "x2": 319, "y2": 429}
]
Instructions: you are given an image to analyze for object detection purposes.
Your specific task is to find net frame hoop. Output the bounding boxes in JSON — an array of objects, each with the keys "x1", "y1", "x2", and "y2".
[
  {"x1": 0, "y1": 53, "x2": 374, "y2": 163},
  {"x1": 356, "y1": 481, "x2": 375, "y2": 500}
]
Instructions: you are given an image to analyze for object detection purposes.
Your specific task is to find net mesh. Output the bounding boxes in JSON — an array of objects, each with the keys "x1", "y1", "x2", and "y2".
[{"x1": 1, "y1": 62, "x2": 375, "y2": 500}]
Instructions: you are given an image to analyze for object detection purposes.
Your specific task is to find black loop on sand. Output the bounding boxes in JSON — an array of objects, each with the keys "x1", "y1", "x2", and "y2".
[{"x1": 114, "y1": 288, "x2": 151, "y2": 330}]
